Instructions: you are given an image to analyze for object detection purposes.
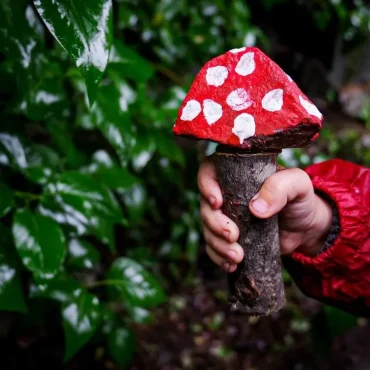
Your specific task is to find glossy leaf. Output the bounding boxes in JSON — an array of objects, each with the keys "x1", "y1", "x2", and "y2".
[
  {"x1": 40, "y1": 172, "x2": 123, "y2": 250},
  {"x1": 62, "y1": 290, "x2": 100, "y2": 360},
  {"x1": 93, "y1": 167, "x2": 138, "y2": 190},
  {"x1": 108, "y1": 257, "x2": 166, "y2": 308},
  {"x1": 33, "y1": 0, "x2": 113, "y2": 104},
  {"x1": 25, "y1": 144, "x2": 61, "y2": 184},
  {"x1": 108, "y1": 326, "x2": 136, "y2": 368},
  {"x1": 0, "y1": 225, "x2": 27, "y2": 312},
  {"x1": 68, "y1": 238, "x2": 99, "y2": 270},
  {"x1": 91, "y1": 84, "x2": 135, "y2": 166},
  {"x1": 118, "y1": 183, "x2": 147, "y2": 225},
  {"x1": 0, "y1": 183, "x2": 14, "y2": 217},
  {"x1": 0, "y1": 133, "x2": 28, "y2": 170},
  {"x1": 46, "y1": 172, "x2": 123, "y2": 222},
  {"x1": 30, "y1": 272, "x2": 81, "y2": 303},
  {"x1": 12, "y1": 209, "x2": 66, "y2": 279},
  {"x1": 109, "y1": 40, "x2": 154, "y2": 82}
]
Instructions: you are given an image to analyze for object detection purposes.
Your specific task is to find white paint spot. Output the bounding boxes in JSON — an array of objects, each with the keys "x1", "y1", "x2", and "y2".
[
  {"x1": 232, "y1": 113, "x2": 256, "y2": 144},
  {"x1": 180, "y1": 100, "x2": 201, "y2": 121},
  {"x1": 229, "y1": 47, "x2": 246, "y2": 54},
  {"x1": 235, "y1": 52, "x2": 255, "y2": 76},
  {"x1": 299, "y1": 95, "x2": 322, "y2": 119},
  {"x1": 203, "y1": 99, "x2": 223, "y2": 125},
  {"x1": 286, "y1": 73, "x2": 293, "y2": 82},
  {"x1": 226, "y1": 88, "x2": 253, "y2": 111},
  {"x1": 262, "y1": 89, "x2": 284, "y2": 112},
  {"x1": 206, "y1": 66, "x2": 228, "y2": 87}
]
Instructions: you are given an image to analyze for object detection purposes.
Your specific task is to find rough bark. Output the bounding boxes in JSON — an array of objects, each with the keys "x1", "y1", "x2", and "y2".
[{"x1": 213, "y1": 149, "x2": 285, "y2": 316}]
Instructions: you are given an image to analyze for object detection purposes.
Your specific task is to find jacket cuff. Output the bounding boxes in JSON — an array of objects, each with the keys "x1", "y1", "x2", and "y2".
[{"x1": 315, "y1": 191, "x2": 340, "y2": 255}]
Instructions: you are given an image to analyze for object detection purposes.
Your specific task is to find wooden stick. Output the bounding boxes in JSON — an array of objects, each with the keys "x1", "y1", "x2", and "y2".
[{"x1": 213, "y1": 149, "x2": 285, "y2": 316}]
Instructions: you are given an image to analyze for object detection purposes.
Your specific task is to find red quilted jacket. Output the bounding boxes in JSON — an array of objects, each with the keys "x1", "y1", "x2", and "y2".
[{"x1": 283, "y1": 158, "x2": 370, "y2": 317}]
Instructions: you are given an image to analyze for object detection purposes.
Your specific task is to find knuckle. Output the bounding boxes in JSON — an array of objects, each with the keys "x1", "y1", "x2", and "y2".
[{"x1": 263, "y1": 177, "x2": 281, "y2": 194}]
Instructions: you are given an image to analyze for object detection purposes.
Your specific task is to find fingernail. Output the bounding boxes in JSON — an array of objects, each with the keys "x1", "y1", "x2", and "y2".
[
  {"x1": 209, "y1": 196, "x2": 216, "y2": 207},
  {"x1": 222, "y1": 261, "x2": 230, "y2": 272},
  {"x1": 251, "y1": 198, "x2": 269, "y2": 214},
  {"x1": 223, "y1": 230, "x2": 230, "y2": 241},
  {"x1": 227, "y1": 249, "x2": 236, "y2": 262}
]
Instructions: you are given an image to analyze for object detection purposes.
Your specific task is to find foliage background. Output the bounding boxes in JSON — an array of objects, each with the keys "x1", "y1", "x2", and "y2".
[{"x1": 0, "y1": 0, "x2": 370, "y2": 369}]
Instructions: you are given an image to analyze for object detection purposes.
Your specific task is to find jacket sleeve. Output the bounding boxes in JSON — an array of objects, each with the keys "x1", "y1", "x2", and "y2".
[{"x1": 282, "y1": 158, "x2": 370, "y2": 317}]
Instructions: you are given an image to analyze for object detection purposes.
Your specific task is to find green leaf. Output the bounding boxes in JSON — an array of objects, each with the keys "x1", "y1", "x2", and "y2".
[
  {"x1": 12, "y1": 209, "x2": 66, "y2": 279},
  {"x1": 0, "y1": 225, "x2": 27, "y2": 312},
  {"x1": 40, "y1": 172, "x2": 123, "y2": 250},
  {"x1": 67, "y1": 238, "x2": 99, "y2": 270},
  {"x1": 0, "y1": 133, "x2": 28, "y2": 170},
  {"x1": 91, "y1": 84, "x2": 135, "y2": 166},
  {"x1": 93, "y1": 167, "x2": 138, "y2": 190},
  {"x1": 0, "y1": 183, "x2": 14, "y2": 217},
  {"x1": 30, "y1": 272, "x2": 100, "y2": 359},
  {"x1": 25, "y1": 144, "x2": 62, "y2": 184},
  {"x1": 33, "y1": 0, "x2": 113, "y2": 105},
  {"x1": 108, "y1": 326, "x2": 136, "y2": 368},
  {"x1": 21, "y1": 73, "x2": 68, "y2": 121},
  {"x1": 108, "y1": 257, "x2": 166, "y2": 308},
  {"x1": 46, "y1": 121, "x2": 87, "y2": 168},
  {"x1": 46, "y1": 171, "x2": 123, "y2": 222},
  {"x1": 118, "y1": 183, "x2": 147, "y2": 225},
  {"x1": 108, "y1": 40, "x2": 154, "y2": 82},
  {"x1": 324, "y1": 305, "x2": 358, "y2": 338},
  {"x1": 155, "y1": 132, "x2": 185, "y2": 166},
  {"x1": 30, "y1": 272, "x2": 81, "y2": 303},
  {"x1": 62, "y1": 290, "x2": 101, "y2": 361}
]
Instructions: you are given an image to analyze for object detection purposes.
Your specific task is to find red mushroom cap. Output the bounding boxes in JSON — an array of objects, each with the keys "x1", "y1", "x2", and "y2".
[{"x1": 173, "y1": 47, "x2": 323, "y2": 151}]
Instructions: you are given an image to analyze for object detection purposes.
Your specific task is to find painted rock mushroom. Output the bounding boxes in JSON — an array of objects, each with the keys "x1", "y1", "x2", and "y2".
[{"x1": 173, "y1": 46, "x2": 323, "y2": 316}]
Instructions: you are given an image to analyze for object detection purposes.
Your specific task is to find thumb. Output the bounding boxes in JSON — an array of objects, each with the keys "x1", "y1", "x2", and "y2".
[{"x1": 249, "y1": 168, "x2": 313, "y2": 218}]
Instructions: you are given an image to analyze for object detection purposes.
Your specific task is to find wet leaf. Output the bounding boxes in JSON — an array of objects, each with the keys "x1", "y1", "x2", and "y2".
[
  {"x1": 130, "y1": 131, "x2": 156, "y2": 172},
  {"x1": 91, "y1": 83, "x2": 135, "y2": 166},
  {"x1": 0, "y1": 225, "x2": 27, "y2": 312},
  {"x1": 22, "y1": 74, "x2": 68, "y2": 121},
  {"x1": 0, "y1": 133, "x2": 28, "y2": 170},
  {"x1": 108, "y1": 326, "x2": 136, "y2": 367},
  {"x1": 108, "y1": 257, "x2": 166, "y2": 308},
  {"x1": 67, "y1": 238, "x2": 100, "y2": 270},
  {"x1": 33, "y1": 0, "x2": 113, "y2": 104},
  {"x1": 12, "y1": 209, "x2": 66, "y2": 279},
  {"x1": 62, "y1": 290, "x2": 100, "y2": 360},
  {"x1": 118, "y1": 183, "x2": 147, "y2": 225},
  {"x1": 0, "y1": 183, "x2": 14, "y2": 217},
  {"x1": 30, "y1": 272, "x2": 81, "y2": 303},
  {"x1": 40, "y1": 172, "x2": 123, "y2": 250},
  {"x1": 25, "y1": 144, "x2": 61, "y2": 184},
  {"x1": 46, "y1": 172, "x2": 123, "y2": 222},
  {"x1": 109, "y1": 40, "x2": 154, "y2": 82},
  {"x1": 93, "y1": 166, "x2": 138, "y2": 190}
]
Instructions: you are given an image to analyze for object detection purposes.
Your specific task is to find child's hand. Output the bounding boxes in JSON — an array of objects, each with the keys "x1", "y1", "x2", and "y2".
[{"x1": 197, "y1": 156, "x2": 333, "y2": 272}]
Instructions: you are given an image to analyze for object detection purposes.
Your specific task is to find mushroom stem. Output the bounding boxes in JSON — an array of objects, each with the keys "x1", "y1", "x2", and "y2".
[{"x1": 213, "y1": 148, "x2": 285, "y2": 316}]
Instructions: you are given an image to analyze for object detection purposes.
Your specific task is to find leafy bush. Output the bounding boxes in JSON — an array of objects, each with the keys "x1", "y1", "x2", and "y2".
[
  {"x1": 0, "y1": 0, "x2": 266, "y2": 365},
  {"x1": 1, "y1": 0, "x2": 369, "y2": 367}
]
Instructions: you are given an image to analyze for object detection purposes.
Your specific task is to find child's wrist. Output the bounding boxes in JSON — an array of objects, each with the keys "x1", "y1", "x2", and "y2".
[{"x1": 301, "y1": 194, "x2": 333, "y2": 256}]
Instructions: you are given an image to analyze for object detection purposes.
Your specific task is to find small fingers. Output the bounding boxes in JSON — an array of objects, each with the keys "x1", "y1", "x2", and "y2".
[
  {"x1": 206, "y1": 245, "x2": 238, "y2": 273},
  {"x1": 203, "y1": 227, "x2": 244, "y2": 264},
  {"x1": 249, "y1": 168, "x2": 313, "y2": 219},
  {"x1": 200, "y1": 197, "x2": 239, "y2": 243},
  {"x1": 197, "y1": 157, "x2": 223, "y2": 209}
]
